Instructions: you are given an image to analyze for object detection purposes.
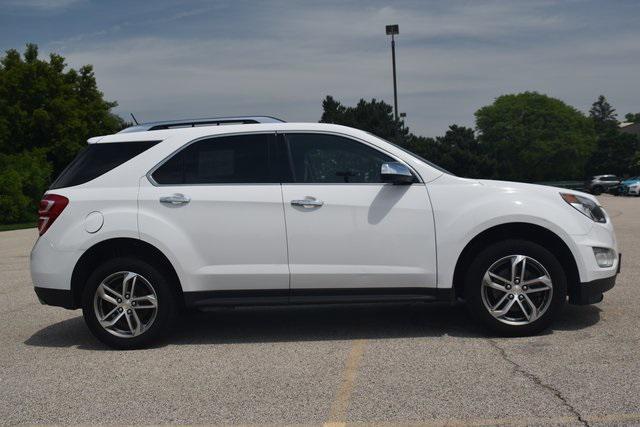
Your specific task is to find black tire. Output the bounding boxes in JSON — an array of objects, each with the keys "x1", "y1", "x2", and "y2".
[
  {"x1": 464, "y1": 239, "x2": 567, "y2": 336},
  {"x1": 592, "y1": 185, "x2": 603, "y2": 195},
  {"x1": 82, "y1": 257, "x2": 176, "y2": 349}
]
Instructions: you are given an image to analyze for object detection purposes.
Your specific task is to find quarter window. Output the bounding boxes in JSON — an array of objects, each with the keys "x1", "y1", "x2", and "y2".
[
  {"x1": 152, "y1": 134, "x2": 277, "y2": 184},
  {"x1": 285, "y1": 133, "x2": 394, "y2": 184},
  {"x1": 50, "y1": 140, "x2": 160, "y2": 189}
]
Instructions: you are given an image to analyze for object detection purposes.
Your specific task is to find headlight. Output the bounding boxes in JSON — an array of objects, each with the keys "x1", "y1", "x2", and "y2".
[{"x1": 560, "y1": 193, "x2": 606, "y2": 223}]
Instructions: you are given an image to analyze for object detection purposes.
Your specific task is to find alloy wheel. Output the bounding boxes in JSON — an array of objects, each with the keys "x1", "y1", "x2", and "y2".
[
  {"x1": 481, "y1": 255, "x2": 553, "y2": 326},
  {"x1": 93, "y1": 271, "x2": 158, "y2": 338}
]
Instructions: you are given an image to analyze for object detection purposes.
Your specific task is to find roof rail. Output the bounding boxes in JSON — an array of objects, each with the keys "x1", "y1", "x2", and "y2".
[{"x1": 118, "y1": 116, "x2": 285, "y2": 134}]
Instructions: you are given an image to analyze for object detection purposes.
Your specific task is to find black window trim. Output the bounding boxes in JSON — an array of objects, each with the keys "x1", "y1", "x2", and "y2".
[
  {"x1": 146, "y1": 131, "x2": 281, "y2": 187},
  {"x1": 146, "y1": 130, "x2": 424, "y2": 186},
  {"x1": 279, "y1": 130, "x2": 424, "y2": 185}
]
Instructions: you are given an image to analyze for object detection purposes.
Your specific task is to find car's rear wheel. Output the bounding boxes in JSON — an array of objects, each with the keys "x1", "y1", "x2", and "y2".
[
  {"x1": 82, "y1": 257, "x2": 176, "y2": 349},
  {"x1": 592, "y1": 185, "x2": 603, "y2": 195},
  {"x1": 464, "y1": 239, "x2": 567, "y2": 336}
]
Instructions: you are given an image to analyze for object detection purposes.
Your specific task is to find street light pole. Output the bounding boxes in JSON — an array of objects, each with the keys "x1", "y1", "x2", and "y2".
[{"x1": 386, "y1": 24, "x2": 399, "y2": 121}]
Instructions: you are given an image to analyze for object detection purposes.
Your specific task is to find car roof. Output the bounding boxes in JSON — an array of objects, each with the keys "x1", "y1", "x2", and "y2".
[
  {"x1": 118, "y1": 116, "x2": 285, "y2": 134},
  {"x1": 88, "y1": 122, "x2": 370, "y2": 144}
]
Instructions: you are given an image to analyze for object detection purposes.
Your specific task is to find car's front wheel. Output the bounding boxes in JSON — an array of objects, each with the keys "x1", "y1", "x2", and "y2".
[
  {"x1": 464, "y1": 239, "x2": 567, "y2": 336},
  {"x1": 82, "y1": 257, "x2": 176, "y2": 349}
]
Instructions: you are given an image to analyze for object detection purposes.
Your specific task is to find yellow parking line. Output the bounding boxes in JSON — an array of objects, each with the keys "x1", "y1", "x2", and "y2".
[{"x1": 325, "y1": 339, "x2": 368, "y2": 426}]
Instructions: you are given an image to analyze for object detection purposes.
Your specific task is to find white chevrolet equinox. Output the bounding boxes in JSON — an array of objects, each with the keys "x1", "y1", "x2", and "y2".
[{"x1": 30, "y1": 116, "x2": 620, "y2": 349}]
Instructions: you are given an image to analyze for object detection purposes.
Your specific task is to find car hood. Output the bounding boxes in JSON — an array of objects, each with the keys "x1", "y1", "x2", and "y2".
[{"x1": 476, "y1": 179, "x2": 598, "y2": 202}]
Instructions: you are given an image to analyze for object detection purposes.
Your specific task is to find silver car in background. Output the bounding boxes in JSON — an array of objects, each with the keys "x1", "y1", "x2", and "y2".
[{"x1": 585, "y1": 175, "x2": 620, "y2": 195}]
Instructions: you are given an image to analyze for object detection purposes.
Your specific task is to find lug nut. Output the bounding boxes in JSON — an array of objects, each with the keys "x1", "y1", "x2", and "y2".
[
  {"x1": 118, "y1": 307, "x2": 123, "y2": 312},
  {"x1": 117, "y1": 298, "x2": 122, "y2": 303},
  {"x1": 522, "y1": 285, "x2": 528, "y2": 291},
  {"x1": 518, "y1": 295, "x2": 524, "y2": 300},
  {"x1": 508, "y1": 294, "x2": 514, "y2": 299},
  {"x1": 127, "y1": 309, "x2": 132, "y2": 314},
  {"x1": 132, "y1": 301, "x2": 137, "y2": 306},
  {"x1": 506, "y1": 284, "x2": 512, "y2": 290},
  {"x1": 515, "y1": 279, "x2": 520, "y2": 284},
  {"x1": 125, "y1": 294, "x2": 130, "y2": 299}
]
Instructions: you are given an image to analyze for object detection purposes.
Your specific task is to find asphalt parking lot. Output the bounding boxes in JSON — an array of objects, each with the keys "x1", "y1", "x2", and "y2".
[{"x1": 1, "y1": 194, "x2": 639, "y2": 426}]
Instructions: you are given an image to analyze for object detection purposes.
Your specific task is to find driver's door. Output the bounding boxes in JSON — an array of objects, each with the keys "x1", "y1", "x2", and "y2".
[{"x1": 280, "y1": 133, "x2": 437, "y2": 291}]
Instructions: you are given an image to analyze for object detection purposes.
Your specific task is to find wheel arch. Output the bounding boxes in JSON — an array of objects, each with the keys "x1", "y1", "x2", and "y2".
[
  {"x1": 452, "y1": 222, "x2": 579, "y2": 299},
  {"x1": 70, "y1": 238, "x2": 183, "y2": 309}
]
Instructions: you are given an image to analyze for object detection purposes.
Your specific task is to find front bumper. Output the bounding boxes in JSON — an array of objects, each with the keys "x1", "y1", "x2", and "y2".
[
  {"x1": 569, "y1": 275, "x2": 617, "y2": 305},
  {"x1": 569, "y1": 253, "x2": 620, "y2": 305},
  {"x1": 619, "y1": 185, "x2": 639, "y2": 196},
  {"x1": 34, "y1": 287, "x2": 76, "y2": 309}
]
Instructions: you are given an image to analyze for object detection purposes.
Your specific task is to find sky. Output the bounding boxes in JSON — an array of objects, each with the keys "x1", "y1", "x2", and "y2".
[{"x1": 1, "y1": 0, "x2": 639, "y2": 137}]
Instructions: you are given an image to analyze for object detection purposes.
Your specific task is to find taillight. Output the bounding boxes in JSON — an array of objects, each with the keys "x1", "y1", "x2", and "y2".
[{"x1": 38, "y1": 194, "x2": 69, "y2": 236}]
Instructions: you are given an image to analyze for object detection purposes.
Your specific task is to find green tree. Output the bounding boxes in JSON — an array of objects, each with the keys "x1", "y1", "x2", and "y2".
[
  {"x1": 586, "y1": 131, "x2": 639, "y2": 177},
  {"x1": 586, "y1": 96, "x2": 639, "y2": 176},
  {"x1": 589, "y1": 95, "x2": 617, "y2": 122},
  {"x1": 0, "y1": 43, "x2": 125, "y2": 223},
  {"x1": 625, "y1": 112, "x2": 640, "y2": 123},
  {"x1": 589, "y1": 95, "x2": 618, "y2": 135},
  {"x1": 320, "y1": 96, "x2": 408, "y2": 144},
  {"x1": 405, "y1": 126, "x2": 495, "y2": 178},
  {"x1": 475, "y1": 92, "x2": 596, "y2": 182}
]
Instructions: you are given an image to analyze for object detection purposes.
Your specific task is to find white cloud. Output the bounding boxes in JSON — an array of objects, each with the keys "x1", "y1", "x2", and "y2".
[
  {"x1": 4, "y1": 0, "x2": 84, "y2": 10},
  {"x1": 44, "y1": 1, "x2": 640, "y2": 136}
]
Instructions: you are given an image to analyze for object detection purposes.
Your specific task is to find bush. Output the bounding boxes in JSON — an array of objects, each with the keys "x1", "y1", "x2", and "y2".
[{"x1": 0, "y1": 150, "x2": 51, "y2": 224}]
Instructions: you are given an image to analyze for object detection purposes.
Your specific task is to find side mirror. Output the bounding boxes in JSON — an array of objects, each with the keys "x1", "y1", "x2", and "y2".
[{"x1": 381, "y1": 162, "x2": 414, "y2": 185}]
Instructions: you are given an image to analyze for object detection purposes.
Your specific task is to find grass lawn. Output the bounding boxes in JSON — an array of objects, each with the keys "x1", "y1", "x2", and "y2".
[{"x1": 0, "y1": 222, "x2": 36, "y2": 232}]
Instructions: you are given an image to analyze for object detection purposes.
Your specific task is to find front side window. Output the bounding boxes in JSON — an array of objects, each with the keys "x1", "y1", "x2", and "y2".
[
  {"x1": 152, "y1": 133, "x2": 277, "y2": 184},
  {"x1": 285, "y1": 133, "x2": 394, "y2": 183}
]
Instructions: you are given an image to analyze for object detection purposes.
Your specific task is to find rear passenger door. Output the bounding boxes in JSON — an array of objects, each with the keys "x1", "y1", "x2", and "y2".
[{"x1": 138, "y1": 132, "x2": 290, "y2": 294}]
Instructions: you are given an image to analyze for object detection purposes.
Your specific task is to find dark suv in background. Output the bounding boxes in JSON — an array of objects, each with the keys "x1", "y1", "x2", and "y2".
[{"x1": 585, "y1": 175, "x2": 620, "y2": 195}]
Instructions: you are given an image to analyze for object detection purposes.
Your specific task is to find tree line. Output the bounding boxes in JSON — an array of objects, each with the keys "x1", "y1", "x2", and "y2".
[
  {"x1": 0, "y1": 44, "x2": 639, "y2": 224},
  {"x1": 321, "y1": 94, "x2": 640, "y2": 183}
]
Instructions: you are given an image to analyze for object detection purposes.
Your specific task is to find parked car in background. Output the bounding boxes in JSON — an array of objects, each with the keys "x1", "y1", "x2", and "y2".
[
  {"x1": 30, "y1": 117, "x2": 620, "y2": 348},
  {"x1": 584, "y1": 175, "x2": 620, "y2": 195},
  {"x1": 619, "y1": 176, "x2": 640, "y2": 196}
]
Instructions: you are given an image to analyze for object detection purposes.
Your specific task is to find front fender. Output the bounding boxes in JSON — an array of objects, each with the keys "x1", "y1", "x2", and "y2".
[{"x1": 427, "y1": 176, "x2": 592, "y2": 288}]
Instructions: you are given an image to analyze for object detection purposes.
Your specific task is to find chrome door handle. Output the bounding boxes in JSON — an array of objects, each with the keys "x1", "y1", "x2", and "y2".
[
  {"x1": 291, "y1": 198, "x2": 324, "y2": 208},
  {"x1": 160, "y1": 193, "x2": 191, "y2": 205}
]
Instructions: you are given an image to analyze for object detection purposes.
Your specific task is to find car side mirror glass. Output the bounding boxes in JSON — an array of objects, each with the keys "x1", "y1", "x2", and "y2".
[{"x1": 381, "y1": 162, "x2": 413, "y2": 185}]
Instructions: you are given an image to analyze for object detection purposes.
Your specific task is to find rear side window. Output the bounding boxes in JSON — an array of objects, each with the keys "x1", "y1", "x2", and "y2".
[
  {"x1": 151, "y1": 133, "x2": 280, "y2": 184},
  {"x1": 50, "y1": 141, "x2": 160, "y2": 189}
]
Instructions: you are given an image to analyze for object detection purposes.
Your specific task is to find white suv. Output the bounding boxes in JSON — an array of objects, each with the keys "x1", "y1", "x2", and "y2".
[{"x1": 30, "y1": 116, "x2": 620, "y2": 348}]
